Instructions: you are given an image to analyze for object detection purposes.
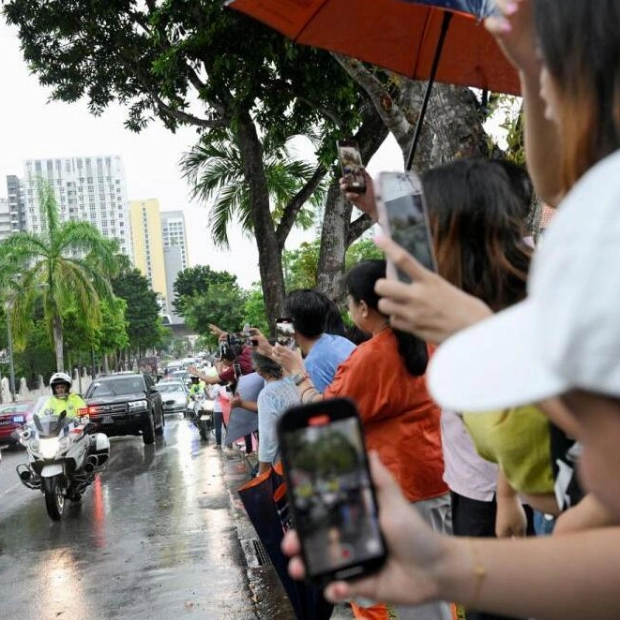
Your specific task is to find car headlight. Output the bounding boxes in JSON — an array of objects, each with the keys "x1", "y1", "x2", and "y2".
[
  {"x1": 128, "y1": 400, "x2": 148, "y2": 411},
  {"x1": 40, "y1": 438, "x2": 60, "y2": 459}
]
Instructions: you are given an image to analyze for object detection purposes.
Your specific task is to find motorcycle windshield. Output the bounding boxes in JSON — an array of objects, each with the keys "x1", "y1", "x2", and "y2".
[{"x1": 31, "y1": 413, "x2": 71, "y2": 438}]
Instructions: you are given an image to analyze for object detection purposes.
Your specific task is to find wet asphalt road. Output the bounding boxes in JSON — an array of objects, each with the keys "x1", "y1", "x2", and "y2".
[{"x1": 0, "y1": 416, "x2": 258, "y2": 620}]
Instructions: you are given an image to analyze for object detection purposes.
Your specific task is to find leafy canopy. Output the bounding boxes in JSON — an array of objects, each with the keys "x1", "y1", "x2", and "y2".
[{"x1": 3, "y1": 0, "x2": 362, "y2": 144}]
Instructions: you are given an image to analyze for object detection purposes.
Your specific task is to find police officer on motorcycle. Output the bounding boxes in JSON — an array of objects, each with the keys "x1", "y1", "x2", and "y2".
[
  {"x1": 44, "y1": 372, "x2": 87, "y2": 418},
  {"x1": 189, "y1": 375, "x2": 206, "y2": 400}
]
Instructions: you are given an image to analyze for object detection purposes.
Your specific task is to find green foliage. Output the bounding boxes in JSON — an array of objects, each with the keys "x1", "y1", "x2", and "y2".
[
  {"x1": 345, "y1": 237, "x2": 384, "y2": 269},
  {"x1": 283, "y1": 236, "x2": 384, "y2": 292},
  {"x1": 181, "y1": 135, "x2": 325, "y2": 248},
  {"x1": 283, "y1": 241, "x2": 320, "y2": 290},
  {"x1": 5, "y1": 318, "x2": 56, "y2": 389},
  {"x1": 96, "y1": 297, "x2": 130, "y2": 353},
  {"x1": 172, "y1": 264, "x2": 237, "y2": 315},
  {"x1": 3, "y1": 0, "x2": 361, "y2": 139},
  {"x1": 243, "y1": 286, "x2": 269, "y2": 334},
  {"x1": 0, "y1": 181, "x2": 119, "y2": 370},
  {"x1": 182, "y1": 281, "x2": 248, "y2": 347},
  {"x1": 112, "y1": 268, "x2": 163, "y2": 354}
]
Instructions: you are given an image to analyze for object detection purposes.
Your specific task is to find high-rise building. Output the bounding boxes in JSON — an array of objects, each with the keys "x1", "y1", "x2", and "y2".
[
  {"x1": 161, "y1": 211, "x2": 189, "y2": 270},
  {"x1": 6, "y1": 175, "x2": 26, "y2": 234},
  {"x1": 0, "y1": 198, "x2": 12, "y2": 240},
  {"x1": 129, "y1": 199, "x2": 167, "y2": 304},
  {"x1": 163, "y1": 245, "x2": 185, "y2": 325},
  {"x1": 22, "y1": 156, "x2": 133, "y2": 260}
]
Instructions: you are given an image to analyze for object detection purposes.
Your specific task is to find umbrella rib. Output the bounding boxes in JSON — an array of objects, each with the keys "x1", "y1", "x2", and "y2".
[
  {"x1": 411, "y1": 8, "x2": 434, "y2": 78},
  {"x1": 294, "y1": 0, "x2": 333, "y2": 41}
]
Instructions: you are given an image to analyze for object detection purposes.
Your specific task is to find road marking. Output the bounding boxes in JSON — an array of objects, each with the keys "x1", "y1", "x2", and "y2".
[{"x1": 0, "y1": 481, "x2": 22, "y2": 497}]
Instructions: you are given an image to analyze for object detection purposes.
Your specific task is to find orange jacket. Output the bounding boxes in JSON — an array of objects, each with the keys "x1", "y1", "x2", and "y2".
[{"x1": 324, "y1": 328, "x2": 447, "y2": 503}]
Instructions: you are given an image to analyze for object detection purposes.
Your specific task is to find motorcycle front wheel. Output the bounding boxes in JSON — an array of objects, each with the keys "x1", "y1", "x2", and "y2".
[{"x1": 44, "y1": 475, "x2": 65, "y2": 521}]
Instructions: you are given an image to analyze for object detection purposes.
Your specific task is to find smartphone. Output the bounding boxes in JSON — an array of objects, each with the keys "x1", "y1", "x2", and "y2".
[
  {"x1": 376, "y1": 171, "x2": 437, "y2": 281},
  {"x1": 233, "y1": 362, "x2": 242, "y2": 378},
  {"x1": 275, "y1": 318, "x2": 296, "y2": 348},
  {"x1": 337, "y1": 139, "x2": 366, "y2": 194},
  {"x1": 277, "y1": 398, "x2": 387, "y2": 586}
]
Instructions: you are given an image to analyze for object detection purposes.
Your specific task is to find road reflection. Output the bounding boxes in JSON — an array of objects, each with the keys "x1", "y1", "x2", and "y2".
[{"x1": 0, "y1": 418, "x2": 256, "y2": 619}]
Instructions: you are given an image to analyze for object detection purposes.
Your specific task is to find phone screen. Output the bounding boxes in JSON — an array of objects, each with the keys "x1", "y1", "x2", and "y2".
[
  {"x1": 337, "y1": 140, "x2": 366, "y2": 194},
  {"x1": 278, "y1": 399, "x2": 386, "y2": 584},
  {"x1": 275, "y1": 318, "x2": 296, "y2": 348},
  {"x1": 377, "y1": 172, "x2": 437, "y2": 281}
]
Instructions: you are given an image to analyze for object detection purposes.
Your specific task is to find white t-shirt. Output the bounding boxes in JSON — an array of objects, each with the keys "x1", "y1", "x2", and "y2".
[{"x1": 208, "y1": 384, "x2": 229, "y2": 413}]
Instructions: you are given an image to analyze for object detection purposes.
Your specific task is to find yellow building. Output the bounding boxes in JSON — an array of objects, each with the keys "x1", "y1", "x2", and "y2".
[{"x1": 129, "y1": 199, "x2": 168, "y2": 304}]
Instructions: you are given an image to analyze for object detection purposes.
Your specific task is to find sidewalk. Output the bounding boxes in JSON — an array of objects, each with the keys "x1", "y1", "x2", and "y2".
[{"x1": 220, "y1": 445, "x2": 354, "y2": 619}]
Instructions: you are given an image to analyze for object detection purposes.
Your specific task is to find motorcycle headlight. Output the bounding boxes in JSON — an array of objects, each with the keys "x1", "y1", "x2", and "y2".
[
  {"x1": 40, "y1": 438, "x2": 60, "y2": 459},
  {"x1": 128, "y1": 400, "x2": 148, "y2": 411}
]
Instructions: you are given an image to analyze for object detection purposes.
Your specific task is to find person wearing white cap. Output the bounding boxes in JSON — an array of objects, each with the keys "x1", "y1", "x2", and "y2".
[{"x1": 282, "y1": 0, "x2": 620, "y2": 617}]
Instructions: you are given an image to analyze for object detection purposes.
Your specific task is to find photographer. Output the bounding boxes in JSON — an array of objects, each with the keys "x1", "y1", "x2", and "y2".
[{"x1": 188, "y1": 324, "x2": 253, "y2": 386}]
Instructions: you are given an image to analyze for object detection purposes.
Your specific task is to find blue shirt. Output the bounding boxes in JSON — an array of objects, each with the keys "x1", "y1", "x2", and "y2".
[
  {"x1": 304, "y1": 333, "x2": 356, "y2": 393},
  {"x1": 257, "y1": 379, "x2": 300, "y2": 464}
]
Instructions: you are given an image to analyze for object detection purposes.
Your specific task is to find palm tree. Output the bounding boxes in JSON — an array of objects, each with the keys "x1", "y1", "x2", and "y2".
[
  {"x1": 181, "y1": 134, "x2": 326, "y2": 248},
  {"x1": 0, "y1": 182, "x2": 120, "y2": 371}
]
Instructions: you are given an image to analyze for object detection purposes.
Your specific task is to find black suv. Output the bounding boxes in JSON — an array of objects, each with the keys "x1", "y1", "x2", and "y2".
[{"x1": 84, "y1": 372, "x2": 164, "y2": 445}]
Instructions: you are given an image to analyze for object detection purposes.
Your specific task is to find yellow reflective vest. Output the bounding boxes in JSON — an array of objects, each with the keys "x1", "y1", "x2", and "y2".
[{"x1": 43, "y1": 393, "x2": 87, "y2": 418}]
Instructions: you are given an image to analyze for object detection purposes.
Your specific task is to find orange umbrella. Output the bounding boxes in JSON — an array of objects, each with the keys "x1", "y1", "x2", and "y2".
[{"x1": 227, "y1": 0, "x2": 520, "y2": 165}]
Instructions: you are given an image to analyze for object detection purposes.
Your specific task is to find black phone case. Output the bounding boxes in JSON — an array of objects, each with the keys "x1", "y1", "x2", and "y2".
[{"x1": 277, "y1": 398, "x2": 387, "y2": 586}]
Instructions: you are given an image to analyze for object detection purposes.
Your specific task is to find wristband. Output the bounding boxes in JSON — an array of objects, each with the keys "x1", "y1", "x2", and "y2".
[{"x1": 291, "y1": 370, "x2": 309, "y2": 386}]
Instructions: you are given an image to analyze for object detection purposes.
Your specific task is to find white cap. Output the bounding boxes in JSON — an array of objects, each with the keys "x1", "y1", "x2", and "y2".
[{"x1": 428, "y1": 150, "x2": 620, "y2": 411}]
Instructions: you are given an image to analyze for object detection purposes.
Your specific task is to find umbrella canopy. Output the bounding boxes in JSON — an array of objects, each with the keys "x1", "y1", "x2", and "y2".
[{"x1": 226, "y1": 0, "x2": 519, "y2": 96}]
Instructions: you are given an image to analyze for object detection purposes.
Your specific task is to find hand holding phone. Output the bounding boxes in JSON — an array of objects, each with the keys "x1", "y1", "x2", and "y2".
[
  {"x1": 337, "y1": 140, "x2": 366, "y2": 194},
  {"x1": 276, "y1": 318, "x2": 296, "y2": 349},
  {"x1": 277, "y1": 398, "x2": 387, "y2": 585},
  {"x1": 376, "y1": 171, "x2": 437, "y2": 282}
]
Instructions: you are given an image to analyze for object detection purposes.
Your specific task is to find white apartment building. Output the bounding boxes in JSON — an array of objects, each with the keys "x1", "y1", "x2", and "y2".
[
  {"x1": 161, "y1": 210, "x2": 189, "y2": 270},
  {"x1": 23, "y1": 156, "x2": 134, "y2": 260},
  {"x1": 0, "y1": 198, "x2": 12, "y2": 241}
]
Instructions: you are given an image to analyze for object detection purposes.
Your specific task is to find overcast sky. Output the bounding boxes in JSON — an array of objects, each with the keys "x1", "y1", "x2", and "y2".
[{"x1": 0, "y1": 19, "x2": 404, "y2": 289}]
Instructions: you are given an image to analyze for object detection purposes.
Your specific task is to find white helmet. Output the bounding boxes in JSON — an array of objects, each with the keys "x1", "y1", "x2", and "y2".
[{"x1": 50, "y1": 372, "x2": 72, "y2": 398}]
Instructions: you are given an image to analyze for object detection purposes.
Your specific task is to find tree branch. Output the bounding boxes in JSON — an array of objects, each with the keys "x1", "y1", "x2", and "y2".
[
  {"x1": 150, "y1": 92, "x2": 226, "y2": 129},
  {"x1": 276, "y1": 163, "x2": 328, "y2": 249},
  {"x1": 297, "y1": 96, "x2": 345, "y2": 130},
  {"x1": 346, "y1": 213, "x2": 374, "y2": 247},
  {"x1": 332, "y1": 54, "x2": 412, "y2": 141}
]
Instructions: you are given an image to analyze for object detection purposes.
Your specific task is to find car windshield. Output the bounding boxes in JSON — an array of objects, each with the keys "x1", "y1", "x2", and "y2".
[
  {"x1": 0, "y1": 402, "x2": 31, "y2": 416},
  {"x1": 155, "y1": 382, "x2": 185, "y2": 393},
  {"x1": 87, "y1": 377, "x2": 145, "y2": 397}
]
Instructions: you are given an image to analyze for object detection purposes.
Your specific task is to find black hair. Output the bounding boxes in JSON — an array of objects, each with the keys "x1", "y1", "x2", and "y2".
[
  {"x1": 320, "y1": 292, "x2": 348, "y2": 337},
  {"x1": 493, "y1": 159, "x2": 534, "y2": 222},
  {"x1": 284, "y1": 289, "x2": 330, "y2": 338},
  {"x1": 345, "y1": 260, "x2": 428, "y2": 377},
  {"x1": 421, "y1": 159, "x2": 532, "y2": 311}
]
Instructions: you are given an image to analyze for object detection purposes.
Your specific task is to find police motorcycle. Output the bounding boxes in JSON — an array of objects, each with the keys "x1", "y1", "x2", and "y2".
[
  {"x1": 16, "y1": 409, "x2": 110, "y2": 521},
  {"x1": 187, "y1": 380, "x2": 215, "y2": 441},
  {"x1": 197, "y1": 397, "x2": 215, "y2": 442}
]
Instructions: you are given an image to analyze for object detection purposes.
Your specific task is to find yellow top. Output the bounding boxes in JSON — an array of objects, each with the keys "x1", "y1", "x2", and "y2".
[
  {"x1": 43, "y1": 393, "x2": 87, "y2": 418},
  {"x1": 462, "y1": 405, "x2": 554, "y2": 495}
]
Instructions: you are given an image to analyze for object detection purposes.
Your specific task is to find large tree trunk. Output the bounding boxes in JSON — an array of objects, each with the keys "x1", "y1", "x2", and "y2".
[
  {"x1": 316, "y1": 104, "x2": 388, "y2": 302},
  {"x1": 235, "y1": 114, "x2": 286, "y2": 332},
  {"x1": 316, "y1": 60, "x2": 494, "y2": 302}
]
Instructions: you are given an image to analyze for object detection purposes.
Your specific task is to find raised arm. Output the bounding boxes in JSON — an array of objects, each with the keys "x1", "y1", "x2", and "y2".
[{"x1": 485, "y1": 0, "x2": 563, "y2": 206}]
